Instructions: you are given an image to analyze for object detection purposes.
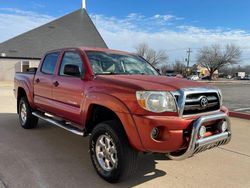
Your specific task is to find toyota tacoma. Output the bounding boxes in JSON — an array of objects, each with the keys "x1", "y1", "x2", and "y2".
[{"x1": 14, "y1": 47, "x2": 231, "y2": 182}]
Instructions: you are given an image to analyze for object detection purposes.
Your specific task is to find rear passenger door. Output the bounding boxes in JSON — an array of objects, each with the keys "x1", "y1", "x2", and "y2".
[
  {"x1": 34, "y1": 52, "x2": 59, "y2": 112},
  {"x1": 51, "y1": 50, "x2": 85, "y2": 125}
]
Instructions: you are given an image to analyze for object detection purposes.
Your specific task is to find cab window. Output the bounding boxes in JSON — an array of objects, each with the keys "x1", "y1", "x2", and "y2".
[
  {"x1": 41, "y1": 52, "x2": 59, "y2": 75},
  {"x1": 59, "y1": 51, "x2": 84, "y2": 77}
]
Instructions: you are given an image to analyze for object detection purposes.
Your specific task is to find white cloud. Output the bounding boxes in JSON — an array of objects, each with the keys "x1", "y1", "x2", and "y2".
[
  {"x1": 153, "y1": 14, "x2": 174, "y2": 21},
  {"x1": 126, "y1": 13, "x2": 145, "y2": 20},
  {"x1": 0, "y1": 8, "x2": 250, "y2": 64},
  {"x1": 0, "y1": 8, "x2": 54, "y2": 42},
  {"x1": 92, "y1": 14, "x2": 250, "y2": 64}
]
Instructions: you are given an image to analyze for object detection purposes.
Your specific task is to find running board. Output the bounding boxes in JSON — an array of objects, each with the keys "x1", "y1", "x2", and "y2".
[{"x1": 32, "y1": 112, "x2": 84, "y2": 136}]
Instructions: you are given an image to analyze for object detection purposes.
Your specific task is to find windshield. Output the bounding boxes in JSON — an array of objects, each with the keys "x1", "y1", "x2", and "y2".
[{"x1": 86, "y1": 51, "x2": 159, "y2": 76}]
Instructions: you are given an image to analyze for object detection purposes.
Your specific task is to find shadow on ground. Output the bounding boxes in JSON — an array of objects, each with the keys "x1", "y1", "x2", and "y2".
[{"x1": 0, "y1": 113, "x2": 167, "y2": 188}]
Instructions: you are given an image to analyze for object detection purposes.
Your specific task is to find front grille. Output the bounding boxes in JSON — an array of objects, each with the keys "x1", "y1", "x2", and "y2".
[{"x1": 183, "y1": 92, "x2": 220, "y2": 115}]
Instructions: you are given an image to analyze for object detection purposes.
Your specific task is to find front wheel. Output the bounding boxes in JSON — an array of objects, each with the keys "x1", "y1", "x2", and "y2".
[
  {"x1": 89, "y1": 120, "x2": 138, "y2": 183},
  {"x1": 18, "y1": 97, "x2": 38, "y2": 129}
]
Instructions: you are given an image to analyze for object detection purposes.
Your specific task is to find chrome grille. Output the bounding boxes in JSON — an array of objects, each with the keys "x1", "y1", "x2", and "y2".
[
  {"x1": 172, "y1": 88, "x2": 221, "y2": 116},
  {"x1": 183, "y1": 92, "x2": 220, "y2": 115}
]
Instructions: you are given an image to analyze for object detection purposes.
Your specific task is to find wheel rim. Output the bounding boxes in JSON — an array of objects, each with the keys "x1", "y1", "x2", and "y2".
[
  {"x1": 95, "y1": 135, "x2": 118, "y2": 171},
  {"x1": 20, "y1": 102, "x2": 27, "y2": 124}
]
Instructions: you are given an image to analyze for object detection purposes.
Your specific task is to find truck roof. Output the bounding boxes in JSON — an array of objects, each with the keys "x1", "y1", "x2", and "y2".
[{"x1": 46, "y1": 47, "x2": 132, "y2": 55}]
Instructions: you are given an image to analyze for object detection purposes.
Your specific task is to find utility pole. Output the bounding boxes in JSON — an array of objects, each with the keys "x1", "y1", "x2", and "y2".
[
  {"x1": 186, "y1": 48, "x2": 192, "y2": 68},
  {"x1": 185, "y1": 48, "x2": 192, "y2": 77}
]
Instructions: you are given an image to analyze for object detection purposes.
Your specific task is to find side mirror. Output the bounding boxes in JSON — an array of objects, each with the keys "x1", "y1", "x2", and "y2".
[
  {"x1": 64, "y1": 64, "x2": 81, "y2": 77},
  {"x1": 156, "y1": 68, "x2": 161, "y2": 75}
]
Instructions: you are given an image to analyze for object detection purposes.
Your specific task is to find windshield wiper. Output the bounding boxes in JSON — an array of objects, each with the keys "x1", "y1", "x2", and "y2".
[
  {"x1": 95, "y1": 72, "x2": 118, "y2": 75},
  {"x1": 95, "y1": 72, "x2": 132, "y2": 75},
  {"x1": 95, "y1": 72, "x2": 148, "y2": 75}
]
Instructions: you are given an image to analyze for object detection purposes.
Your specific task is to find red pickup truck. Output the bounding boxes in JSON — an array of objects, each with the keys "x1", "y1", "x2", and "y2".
[{"x1": 14, "y1": 47, "x2": 231, "y2": 182}]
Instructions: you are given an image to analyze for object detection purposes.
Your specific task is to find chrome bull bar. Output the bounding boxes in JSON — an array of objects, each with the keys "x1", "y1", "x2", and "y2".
[{"x1": 167, "y1": 112, "x2": 232, "y2": 160}]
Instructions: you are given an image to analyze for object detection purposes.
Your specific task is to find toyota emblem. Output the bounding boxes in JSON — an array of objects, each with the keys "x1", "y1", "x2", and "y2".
[{"x1": 200, "y1": 97, "x2": 208, "y2": 108}]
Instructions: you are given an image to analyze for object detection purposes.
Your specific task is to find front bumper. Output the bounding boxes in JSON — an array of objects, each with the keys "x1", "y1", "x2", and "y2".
[
  {"x1": 167, "y1": 112, "x2": 231, "y2": 160},
  {"x1": 133, "y1": 111, "x2": 231, "y2": 157}
]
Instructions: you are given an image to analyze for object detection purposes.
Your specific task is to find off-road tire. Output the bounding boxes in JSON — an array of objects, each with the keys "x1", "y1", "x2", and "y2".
[
  {"x1": 18, "y1": 97, "x2": 38, "y2": 129},
  {"x1": 89, "y1": 120, "x2": 138, "y2": 183}
]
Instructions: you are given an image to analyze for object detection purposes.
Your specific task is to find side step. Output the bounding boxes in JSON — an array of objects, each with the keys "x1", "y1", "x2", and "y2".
[{"x1": 32, "y1": 111, "x2": 84, "y2": 136}]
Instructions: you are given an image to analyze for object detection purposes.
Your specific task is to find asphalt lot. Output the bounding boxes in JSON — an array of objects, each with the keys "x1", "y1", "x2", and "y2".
[
  {"x1": 210, "y1": 81, "x2": 250, "y2": 113},
  {"x1": 0, "y1": 82, "x2": 250, "y2": 188}
]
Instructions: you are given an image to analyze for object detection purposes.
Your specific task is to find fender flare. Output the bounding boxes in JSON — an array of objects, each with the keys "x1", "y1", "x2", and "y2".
[
  {"x1": 17, "y1": 81, "x2": 35, "y2": 109},
  {"x1": 82, "y1": 92, "x2": 145, "y2": 151}
]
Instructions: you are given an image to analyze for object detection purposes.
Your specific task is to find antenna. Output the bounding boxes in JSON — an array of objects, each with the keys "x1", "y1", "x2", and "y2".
[{"x1": 82, "y1": 0, "x2": 86, "y2": 9}]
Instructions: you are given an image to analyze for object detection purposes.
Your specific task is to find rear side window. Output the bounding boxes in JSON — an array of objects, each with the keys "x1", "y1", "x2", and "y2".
[{"x1": 41, "y1": 52, "x2": 59, "y2": 74}]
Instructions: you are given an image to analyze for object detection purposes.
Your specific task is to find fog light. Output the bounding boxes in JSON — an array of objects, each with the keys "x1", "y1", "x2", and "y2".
[
  {"x1": 218, "y1": 121, "x2": 228, "y2": 132},
  {"x1": 151, "y1": 127, "x2": 159, "y2": 139},
  {"x1": 199, "y1": 126, "x2": 206, "y2": 138}
]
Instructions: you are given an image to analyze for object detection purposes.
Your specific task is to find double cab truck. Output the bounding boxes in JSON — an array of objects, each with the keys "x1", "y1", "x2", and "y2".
[{"x1": 14, "y1": 47, "x2": 231, "y2": 182}]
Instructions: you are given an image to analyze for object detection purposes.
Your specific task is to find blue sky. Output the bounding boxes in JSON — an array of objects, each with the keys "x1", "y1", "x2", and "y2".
[
  {"x1": 2, "y1": 0, "x2": 250, "y2": 30},
  {"x1": 1, "y1": 0, "x2": 250, "y2": 64}
]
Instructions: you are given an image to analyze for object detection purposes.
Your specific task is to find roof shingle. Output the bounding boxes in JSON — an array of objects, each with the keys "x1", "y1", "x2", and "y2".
[{"x1": 0, "y1": 9, "x2": 108, "y2": 59}]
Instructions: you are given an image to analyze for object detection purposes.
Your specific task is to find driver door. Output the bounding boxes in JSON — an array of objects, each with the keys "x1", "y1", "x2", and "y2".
[{"x1": 51, "y1": 50, "x2": 85, "y2": 125}]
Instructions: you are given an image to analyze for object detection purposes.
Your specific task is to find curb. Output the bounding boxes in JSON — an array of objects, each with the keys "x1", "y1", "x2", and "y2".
[{"x1": 229, "y1": 111, "x2": 250, "y2": 120}]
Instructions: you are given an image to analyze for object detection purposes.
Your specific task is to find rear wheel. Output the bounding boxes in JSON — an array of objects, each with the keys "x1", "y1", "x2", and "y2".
[
  {"x1": 18, "y1": 97, "x2": 38, "y2": 129},
  {"x1": 89, "y1": 120, "x2": 138, "y2": 183}
]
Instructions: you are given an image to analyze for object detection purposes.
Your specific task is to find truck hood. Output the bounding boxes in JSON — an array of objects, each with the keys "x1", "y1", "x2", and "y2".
[{"x1": 96, "y1": 75, "x2": 213, "y2": 91}]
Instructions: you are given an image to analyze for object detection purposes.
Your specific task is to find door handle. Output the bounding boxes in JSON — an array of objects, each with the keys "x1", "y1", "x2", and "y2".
[
  {"x1": 53, "y1": 81, "x2": 59, "y2": 87},
  {"x1": 35, "y1": 78, "x2": 40, "y2": 83}
]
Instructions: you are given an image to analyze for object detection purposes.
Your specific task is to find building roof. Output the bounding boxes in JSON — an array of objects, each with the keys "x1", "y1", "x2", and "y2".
[{"x1": 0, "y1": 9, "x2": 107, "y2": 59}]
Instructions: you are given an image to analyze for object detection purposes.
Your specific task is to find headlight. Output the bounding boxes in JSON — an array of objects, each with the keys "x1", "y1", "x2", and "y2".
[{"x1": 136, "y1": 91, "x2": 177, "y2": 113}]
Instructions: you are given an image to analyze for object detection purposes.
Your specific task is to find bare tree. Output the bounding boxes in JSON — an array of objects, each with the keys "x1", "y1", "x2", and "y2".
[
  {"x1": 219, "y1": 66, "x2": 232, "y2": 76},
  {"x1": 173, "y1": 60, "x2": 186, "y2": 74},
  {"x1": 160, "y1": 64, "x2": 171, "y2": 75},
  {"x1": 197, "y1": 44, "x2": 241, "y2": 80},
  {"x1": 135, "y1": 43, "x2": 168, "y2": 67},
  {"x1": 220, "y1": 65, "x2": 250, "y2": 77}
]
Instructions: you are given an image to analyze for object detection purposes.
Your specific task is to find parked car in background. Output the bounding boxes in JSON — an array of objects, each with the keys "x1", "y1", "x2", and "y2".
[
  {"x1": 187, "y1": 75, "x2": 199, "y2": 80},
  {"x1": 201, "y1": 76, "x2": 210, "y2": 80},
  {"x1": 166, "y1": 72, "x2": 177, "y2": 77},
  {"x1": 175, "y1": 74, "x2": 183, "y2": 79},
  {"x1": 242, "y1": 76, "x2": 250, "y2": 80},
  {"x1": 165, "y1": 71, "x2": 183, "y2": 79},
  {"x1": 236, "y1": 72, "x2": 246, "y2": 79}
]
